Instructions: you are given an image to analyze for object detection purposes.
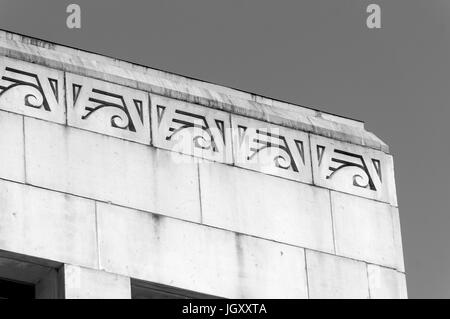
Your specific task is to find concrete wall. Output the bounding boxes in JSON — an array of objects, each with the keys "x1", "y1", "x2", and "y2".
[{"x1": 0, "y1": 30, "x2": 406, "y2": 299}]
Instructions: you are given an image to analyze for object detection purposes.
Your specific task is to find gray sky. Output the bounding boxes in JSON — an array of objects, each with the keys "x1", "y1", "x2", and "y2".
[{"x1": 1, "y1": 0, "x2": 448, "y2": 298}]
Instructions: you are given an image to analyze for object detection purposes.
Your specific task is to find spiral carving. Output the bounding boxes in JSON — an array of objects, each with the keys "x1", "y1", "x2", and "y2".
[
  {"x1": 81, "y1": 89, "x2": 136, "y2": 132},
  {"x1": 193, "y1": 133, "x2": 214, "y2": 150},
  {"x1": 247, "y1": 129, "x2": 299, "y2": 172},
  {"x1": 166, "y1": 109, "x2": 219, "y2": 152},
  {"x1": 273, "y1": 153, "x2": 293, "y2": 170},
  {"x1": 0, "y1": 67, "x2": 50, "y2": 111},
  {"x1": 327, "y1": 149, "x2": 376, "y2": 190}
]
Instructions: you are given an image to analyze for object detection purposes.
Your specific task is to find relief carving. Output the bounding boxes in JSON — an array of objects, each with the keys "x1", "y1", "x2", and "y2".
[
  {"x1": 232, "y1": 116, "x2": 312, "y2": 183},
  {"x1": 151, "y1": 95, "x2": 232, "y2": 163},
  {"x1": 67, "y1": 73, "x2": 150, "y2": 144},
  {"x1": 311, "y1": 135, "x2": 396, "y2": 205},
  {"x1": 0, "y1": 57, "x2": 64, "y2": 123}
]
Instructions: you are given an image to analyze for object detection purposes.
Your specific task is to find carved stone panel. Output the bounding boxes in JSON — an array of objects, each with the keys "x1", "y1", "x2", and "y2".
[
  {"x1": 151, "y1": 94, "x2": 233, "y2": 164},
  {"x1": 66, "y1": 73, "x2": 150, "y2": 144},
  {"x1": 0, "y1": 57, "x2": 65, "y2": 123},
  {"x1": 310, "y1": 134, "x2": 397, "y2": 206},
  {"x1": 232, "y1": 115, "x2": 312, "y2": 183}
]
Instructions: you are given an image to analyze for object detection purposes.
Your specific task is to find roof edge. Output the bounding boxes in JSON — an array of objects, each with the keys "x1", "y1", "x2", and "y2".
[{"x1": 0, "y1": 29, "x2": 389, "y2": 153}]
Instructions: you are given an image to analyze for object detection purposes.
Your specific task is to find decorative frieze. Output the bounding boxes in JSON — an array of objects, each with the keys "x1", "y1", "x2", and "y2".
[
  {"x1": 151, "y1": 94, "x2": 233, "y2": 164},
  {"x1": 0, "y1": 57, "x2": 65, "y2": 123},
  {"x1": 232, "y1": 115, "x2": 312, "y2": 183},
  {"x1": 0, "y1": 58, "x2": 397, "y2": 205},
  {"x1": 310, "y1": 134, "x2": 397, "y2": 205},
  {"x1": 66, "y1": 73, "x2": 150, "y2": 144}
]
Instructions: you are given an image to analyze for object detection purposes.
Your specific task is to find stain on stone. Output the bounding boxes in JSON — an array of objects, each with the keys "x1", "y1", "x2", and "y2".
[
  {"x1": 234, "y1": 233, "x2": 247, "y2": 297},
  {"x1": 151, "y1": 213, "x2": 162, "y2": 241}
]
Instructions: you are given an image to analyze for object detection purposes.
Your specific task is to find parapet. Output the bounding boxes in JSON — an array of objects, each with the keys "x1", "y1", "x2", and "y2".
[
  {"x1": 0, "y1": 29, "x2": 405, "y2": 299},
  {"x1": 0, "y1": 29, "x2": 388, "y2": 153}
]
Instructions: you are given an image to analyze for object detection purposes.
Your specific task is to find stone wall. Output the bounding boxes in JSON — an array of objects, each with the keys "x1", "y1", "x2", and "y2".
[{"x1": 0, "y1": 30, "x2": 406, "y2": 299}]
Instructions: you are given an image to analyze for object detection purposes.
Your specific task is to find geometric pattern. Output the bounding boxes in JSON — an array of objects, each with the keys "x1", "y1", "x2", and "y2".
[
  {"x1": 66, "y1": 73, "x2": 150, "y2": 144},
  {"x1": 232, "y1": 115, "x2": 312, "y2": 183},
  {"x1": 151, "y1": 94, "x2": 232, "y2": 164},
  {"x1": 0, "y1": 57, "x2": 65, "y2": 123},
  {"x1": 311, "y1": 134, "x2": 397, "y2": 205}
]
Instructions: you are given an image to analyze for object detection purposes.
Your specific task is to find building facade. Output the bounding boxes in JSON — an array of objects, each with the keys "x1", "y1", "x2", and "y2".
[{"x1": 0, "y1": 30, "x2": 406, "y2": 299}]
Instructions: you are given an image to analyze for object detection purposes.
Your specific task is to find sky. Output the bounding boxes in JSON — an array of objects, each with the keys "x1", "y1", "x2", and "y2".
[{"x1": 0, "y1": 0, "x2": 449, "y2": 298}]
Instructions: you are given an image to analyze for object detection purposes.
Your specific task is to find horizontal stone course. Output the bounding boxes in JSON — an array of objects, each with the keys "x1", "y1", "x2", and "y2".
[
  {"x1": 306, "y1": 250, "x2": 369, "y2": 299},
  {"x1": 367, "y1": 264, "x2": 407, "y2": 299},
  {"x1": 0, "y1": 56, "x2": 397, "y2": 205},
  {"x1": 0, "y1": 179, "x2": 98, "y2": 269},
  {"x1": 24, "y1": 117, "x2": 201, "y2": 223},
  {"x1": 63, "y1": 264, "x2": 131, "y2": 299},
  {"x1": 331, "y1": 191, "x2": 404, "y2": 271},
  {"x1": 199, "y1": 162, "x2": 334, "y2": 253},
  {"x1": 96, "y1": 202, "x2": 309, "y2": 299}
]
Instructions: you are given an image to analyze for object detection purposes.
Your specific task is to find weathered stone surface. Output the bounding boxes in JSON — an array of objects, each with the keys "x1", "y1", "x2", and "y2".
[
  {"x1": 151, "y1": 94, "x2": 232, "y2": 163},
  {"x1": 0, "y1": 56, "x2": 65, "y2": 124},
  {"x1": 392, "y1": 209, "x2": 406, "y2": 272},
  {"x1": 199, "y1": 163, "x2": 334, "y2": 253},
  {"x1": 231, "y1": 115, "x2": 312, "y2": 183},
  {"x1": 310, "y1": 134, "x2": 397, "y2": 206},
  {"x1": 24, "y1": 118, "x2": 201, "y2": 222},
  {"x1": 0, "y1": 30, "x2": 406, "y2": 300},
  {"x1": 306, "y1": 250, "x2": 369, "y2": 299},
  {"x1": 0, "y1": 110, "x2": 24, "y2": 182},
  {"x1": 367, "y1": 264, "x2": 407, "y2": 299},
  {"x1": 97, "y1": 203, "x2": 308, "y2": 299},
  {"x1": 0, "y1": 179, "x2": 98, "y2": 269},
  {"x1": 308, "y1": 115, "x2": 388, "y2": 152},
  {"x1": 331, "y1": 191, "x2": 404, "y2": 271},
  {"x1": 0, "y1": 30, "x2": 389, "y2": 152},
  {"x1": 63, "y1": 264, "x2": 131, "y2": 299},
  {"x1": 67, "y1": 73, "x2": 150, "y2": 144}
]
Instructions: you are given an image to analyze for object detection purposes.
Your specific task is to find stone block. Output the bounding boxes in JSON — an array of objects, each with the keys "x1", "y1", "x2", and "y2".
[
  {"x1": 151, "y1": 94, "x2": 233, "y2": 163},
  {"x1": 306, "y1": 250, "x2": 369, "y2": 299},
  {"x1": 0, "y1": 56, "x2": 65, "y2": 123},
  {"x1": 331, "y1": 191, "x2": 404, "y2": 271},
  {"x1": 310, "y1": 134, "x2": 397, "y2": 206},
  {"x1": 63, "y1": 264, "x2": 131, "y2": 299},
  {"x1": 97, "y1": 203, "x2": 308, "y2": 299},
  {"x1": 232, "y1": 115, "x2": 312, "y2": 183},
  {"x1": 367, "y1": 264, "x2": 407, "y2": 299},
  {"x1": 66, "y1": 73, "x2": 150, "y2": 144},
  {"x1": 0, "y1": 110, "x2": 24, "y2": 182},
  {"x1": 24, "y1": 118, "x2": 201, "y2": 222},
  {"x1": 392, "y1": 209, "x2": 406, "y2": 272},
  {"x1": 199, "y1": 163, "x2": 334, "y2": 253},
  {"x1": 0, "y1": 179, "x2": 98, "y2": 268}
]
